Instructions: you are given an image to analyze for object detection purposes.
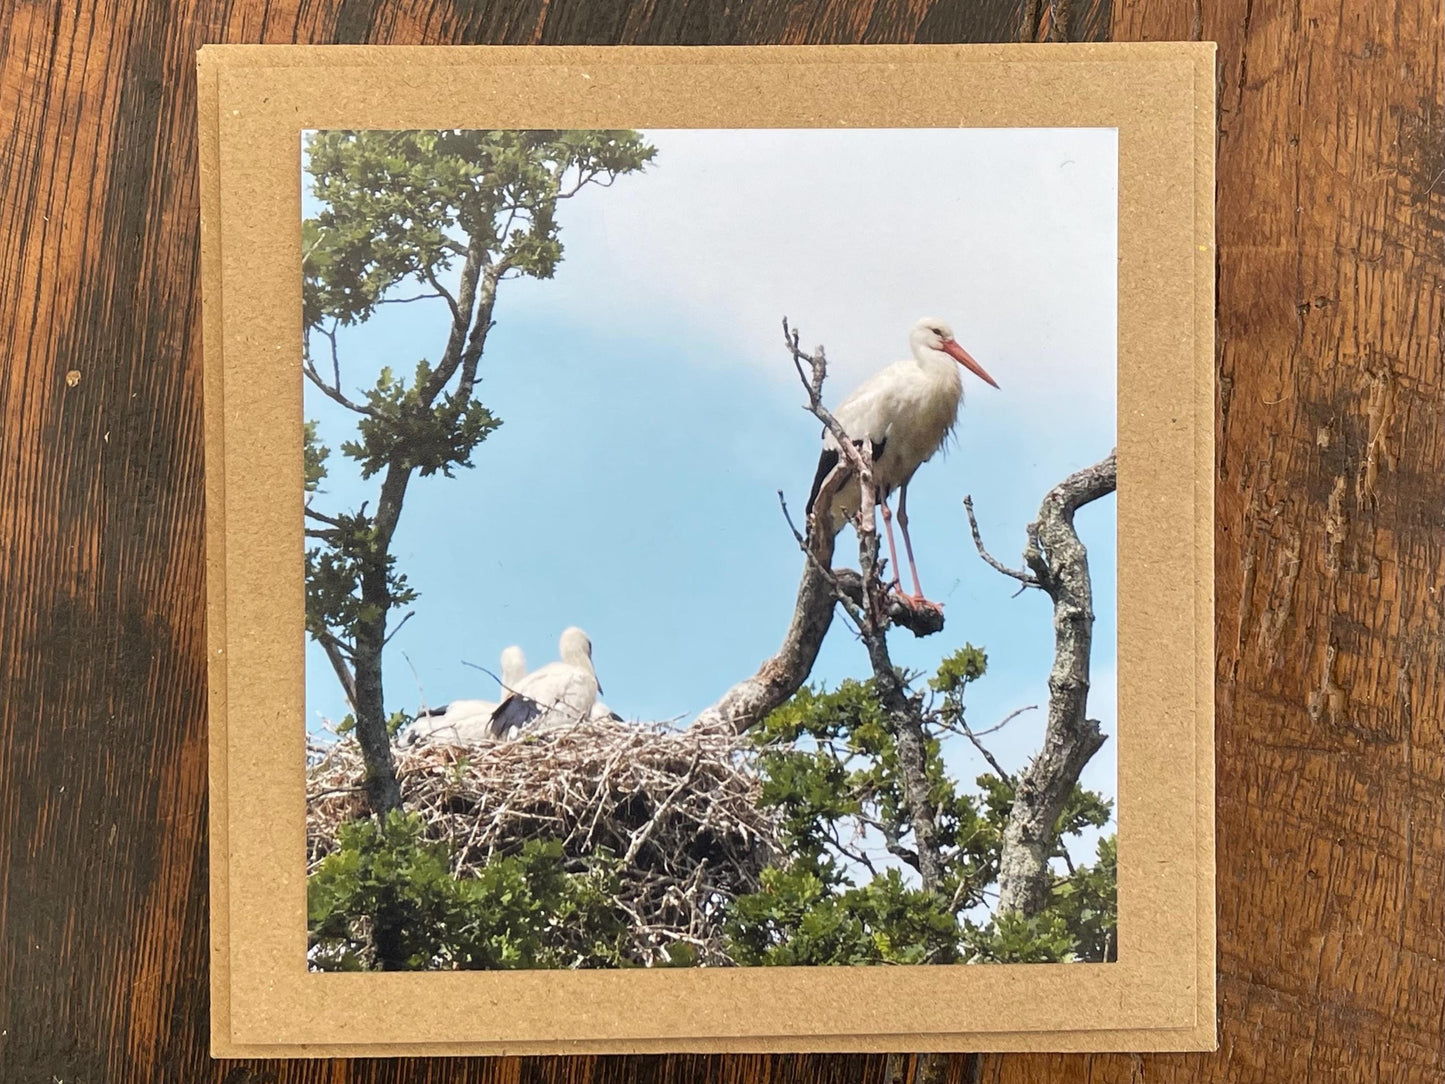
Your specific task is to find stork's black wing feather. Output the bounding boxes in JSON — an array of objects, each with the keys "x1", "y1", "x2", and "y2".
[
  {"x1": 805, "y1": 439, "x2": 886, "y2": 519},
  {"x1": 805, "y1": 448, "x2": 840, "y2": 516},
  {"x1": 486, "y1": 694, "x2": 541, "y2": 738}
]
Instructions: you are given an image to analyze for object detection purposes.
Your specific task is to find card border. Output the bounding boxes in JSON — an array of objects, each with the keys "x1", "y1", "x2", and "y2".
[{"x1": 199, "y1": 42, "x2": 1216, "y2": 1056}]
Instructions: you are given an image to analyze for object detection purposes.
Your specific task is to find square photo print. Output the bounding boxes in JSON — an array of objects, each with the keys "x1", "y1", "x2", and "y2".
[{"x1": 300, "y1": 125, "x2": 1122, "y2": 974}]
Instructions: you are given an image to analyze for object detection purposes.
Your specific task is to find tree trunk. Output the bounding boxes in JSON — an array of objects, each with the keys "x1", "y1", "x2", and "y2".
[
  {"x1": 351, "y1": 611, "x2": 400, "y2": 816},
  {"x1": 996, "y1": 451, "x2": 1116, "y2": 916},
  {"x1": 693, "y1": 533, "x2": 839, "y2": 733}
]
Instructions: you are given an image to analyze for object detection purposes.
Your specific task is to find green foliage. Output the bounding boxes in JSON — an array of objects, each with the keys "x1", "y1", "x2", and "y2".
[
  {"x1": 960, "y1": 835, "x2": 1117, "y2": 963},
  {"x1": 961, "y1": 910, "x2": 1079, "y2": 963},
  {"x1": 1048, "y1": 835, "x2": 1117, "y2": 962},
  {"x1": 308, "y1": 811, "x2": 632, "y2": 970},
  {"x1": 303, "y1": 420, "x2": 330, "y2": 493},
  {"x1": 331, "y1": 710, "x2": 411, "y2": 739},
  {"x1": 302, "y1": 129, "x2": 656, "y2": 329},
  {"x1": 726, "y1": 859, "x2": 960, "y2": 966},
  {"x1": 301, "y1": 127, "x2": 654, "y2": 685},
  {"x1": 338, "y1": 361, "x2": 501, "y2": 480},
  {"x1": 304, "y1": 507, "x2": 418, "y2": 645},
  {"x1": 307, "y1": 643, "x2": 1116, "y2": 970},
  {"x1": 729, "y1": 646, "x2": 1117, "y2": 967},
  {"x1": 929, "y1": 642, "x2": 988, "y2": 697}
]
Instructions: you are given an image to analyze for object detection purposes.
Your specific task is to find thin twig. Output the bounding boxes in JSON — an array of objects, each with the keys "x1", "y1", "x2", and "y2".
[
  {"x1": 376, "y1": 291, "x2": 447, "y2": 306},
  {"x1": 960, "y1": 724, "x2": 1011, "y2": 782},
  {"x1": 778, "y1": 490, "x2": 867, "y2": 629},
  {"x1": 963, "y1": 495, "x2": 1038, "y2": 586},
  {"x1": 382, "y1": 610, "x2": 415, "y2": 648},
  {"x1": 401, "y1": 651, "x2": 430, "y2": 717},
  {"x1": 420, "y1": 266, "x2": 462, "y2": 323},
  {"x1": 972, "y1": 704, "x2": 1039, "y2": 738},
  {"x1": 304, "y1": 506, "x2": 346, "y2": 528}
]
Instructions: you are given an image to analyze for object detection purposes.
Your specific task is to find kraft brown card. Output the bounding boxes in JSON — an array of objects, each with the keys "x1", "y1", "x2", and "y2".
[{"x1": 199, "y1": 43, "x2": 1216, "y2": 1057}]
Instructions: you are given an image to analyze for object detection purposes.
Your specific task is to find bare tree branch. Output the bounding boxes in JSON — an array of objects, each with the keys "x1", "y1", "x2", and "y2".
[
  {"x1": 382, "y1": 610, "x2": 415, "y2": 648},
  {"x1": 782, "y1": 318, "x2": 871, "y2": 490},
  {"x1": 964, "y1": 495, "x2": 1038, "y2": 586},
  {"x1": 865, "y1": 639, "x2": 945, "y2": 893},
  {"x1": 776, "y1": 491, "x2": 867, "y2": 634},
  {"x1": 695, "y1": 319, "x2": 945, "y2": 734},
  {"x1": 304, "y1": 506, "x2": 346, "y2": 528},
  {"x1": 776, "y1": 319, "x2": 948, "y2": 891},
  {"x1": 376, "y1": 292, "x2": 446, "y2": 306},
  {"x1": 959, "y1": 724, "x2": 1011, "y2": 782},
  {"x1": 824, "y1": 823, "x2": 879, "y2": 876},
  {"x1": 316, "y1": 632, "x2": 358, "y2": 711},
  {"x1": 303, "y1": 323, "x2": 373, "y2": 416},
  {"x1": 973, "y1": 704, "x2": 1039, "y2": 739},
  {"x1": 832, "y1": 568, "x2": 945, "y2": 638},
  {"x1": 420, "y1": 266, "x2": 462, "y2": 323},
  {"x1": 990, "y1": 449, "x2": 1117, "y2": 916},
  {"x1": 692, "y1": 546, "x2": 839, "y2": 734}
]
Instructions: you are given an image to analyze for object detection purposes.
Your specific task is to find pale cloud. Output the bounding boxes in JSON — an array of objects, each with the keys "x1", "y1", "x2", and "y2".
[{"x1": 526, "y1": 126, "x2": 1118, "y2": 431}]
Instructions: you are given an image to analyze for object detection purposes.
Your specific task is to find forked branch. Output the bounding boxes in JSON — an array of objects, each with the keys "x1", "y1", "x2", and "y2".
[{"x1": 974, "y1": 449, "x2": 1117, "y2": 916}]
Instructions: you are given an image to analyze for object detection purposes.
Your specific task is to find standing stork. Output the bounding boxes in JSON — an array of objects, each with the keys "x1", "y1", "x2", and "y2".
[{"x1": 806, "y1": 317, "x2": 998, "y2": 609}]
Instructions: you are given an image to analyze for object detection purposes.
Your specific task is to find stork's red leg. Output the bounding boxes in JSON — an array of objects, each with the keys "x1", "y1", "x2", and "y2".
[
  {"x1": 878, "y1": 495, "x2": 904, "y2": 590},
  {"x1": 897, "y1": 484, "x2": 942, "y2": 612}
]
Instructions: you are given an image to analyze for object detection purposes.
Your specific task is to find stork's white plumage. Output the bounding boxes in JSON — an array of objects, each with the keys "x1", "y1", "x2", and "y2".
[
  {"x1": 408, "y1": 645, "x2": 527, "y2": 746},
  {"x1": 486, "y1": 627, "x2": 601, "y2": 739},
  {"x1": 589, "y1": 701, "x2": 624, "y2": 722},
  {"x1": 806, "y1": 317, "x2": 997, "y2": 608},
  {"x1": 496, "y1": 644, "x2": 527, "y2": 697}
]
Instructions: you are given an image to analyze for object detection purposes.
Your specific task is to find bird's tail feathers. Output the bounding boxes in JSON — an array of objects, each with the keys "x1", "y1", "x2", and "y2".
[{"x1": 805, "y1": 448, "x2": 840, "y2": 520}]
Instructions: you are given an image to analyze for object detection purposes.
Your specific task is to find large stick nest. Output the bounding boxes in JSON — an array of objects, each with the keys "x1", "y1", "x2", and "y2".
[{"x1": 307, "y1": 718, "x2": 781, "y2": 966}]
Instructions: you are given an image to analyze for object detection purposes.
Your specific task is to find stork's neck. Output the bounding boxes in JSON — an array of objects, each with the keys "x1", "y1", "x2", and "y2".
[
  {"x1": 913, "y1": 343, "x2": 965, "y2": 389},
  {"x1": 562, "y1": 645, "x2": 594, "y2": 671}
]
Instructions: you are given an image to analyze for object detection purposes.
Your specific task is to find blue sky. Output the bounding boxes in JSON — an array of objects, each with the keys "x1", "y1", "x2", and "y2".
[{"x1": 302, "y1": 127, "x2": 1119, "y2": 853}]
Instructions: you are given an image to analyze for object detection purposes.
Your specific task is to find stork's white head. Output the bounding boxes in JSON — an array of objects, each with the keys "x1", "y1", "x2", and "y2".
[
  {"x1": 558, "y1": 626, "x2": 594, "y2": 666},
  {"x1": 910, "y1": 317, "x2": 999, "y2": 389},
  {"x1": 500, "y1": 645, "x2": 527, "y2": 689}
]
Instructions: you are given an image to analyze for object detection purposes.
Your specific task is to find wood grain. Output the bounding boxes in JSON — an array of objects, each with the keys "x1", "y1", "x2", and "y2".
[
  {"x1": 0, "y1": 1, "x2": 1438, "y2": 1083},
  {"x1": 978, "y1": 0, "x2": 1445, "y2": 1081}
]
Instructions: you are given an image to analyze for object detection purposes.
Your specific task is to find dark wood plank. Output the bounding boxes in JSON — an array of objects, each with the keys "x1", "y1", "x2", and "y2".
[
  {"x1": 978, "y1": 0, "x2": 1445, "y2": 1080},
  {"x1": 2, "y1": 0, "x2": 1439, "y2": 1081}
]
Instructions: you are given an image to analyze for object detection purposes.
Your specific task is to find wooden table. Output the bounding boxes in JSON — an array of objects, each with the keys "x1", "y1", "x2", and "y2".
[{"x1": 1, "y1": 0, "x2": 1439, "y2": 1080}]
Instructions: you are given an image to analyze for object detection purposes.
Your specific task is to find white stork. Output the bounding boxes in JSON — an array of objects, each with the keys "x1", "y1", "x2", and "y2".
[
  {"x1": 486, "y1": 626, "x2": 601, "y2": 739},
  {"x1": 806, "y1": 317, "x2": 998, "y2": 608},
  {"x1": 407, "y1": 645, "x2": 527, "y2": 745}
]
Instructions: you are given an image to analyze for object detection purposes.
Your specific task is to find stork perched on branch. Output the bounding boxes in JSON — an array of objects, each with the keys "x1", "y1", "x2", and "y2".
[{"x1": 806, "y1": 317, "x2": 998, "y2": 610}]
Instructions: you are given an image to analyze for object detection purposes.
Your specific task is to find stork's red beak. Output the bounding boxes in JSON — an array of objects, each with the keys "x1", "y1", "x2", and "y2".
[{"x1": 942, "y1": 340, "x2": 999, "y2": 388}]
